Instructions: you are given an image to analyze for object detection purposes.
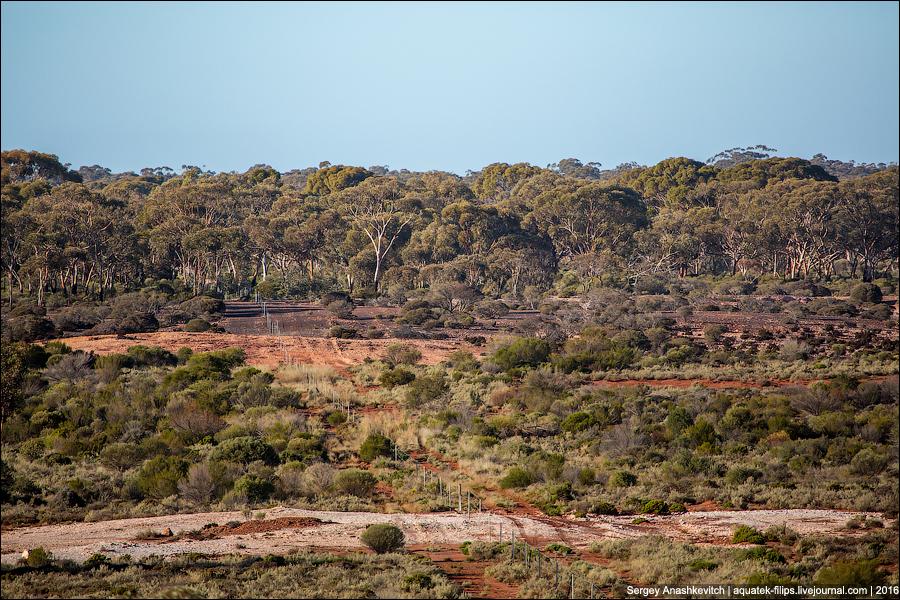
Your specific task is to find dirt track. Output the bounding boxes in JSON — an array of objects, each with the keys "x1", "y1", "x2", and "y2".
[{"x1": 1, "y1": 506, "x2": 884, "y2": 564}]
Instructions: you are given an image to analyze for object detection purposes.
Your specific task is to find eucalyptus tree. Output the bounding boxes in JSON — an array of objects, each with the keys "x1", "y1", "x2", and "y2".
[{"x1": 337, "y1": 177, "x2": 419, "y2": 292}]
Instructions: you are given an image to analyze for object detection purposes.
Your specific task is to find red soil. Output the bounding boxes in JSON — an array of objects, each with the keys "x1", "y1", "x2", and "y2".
[
  {"x1": 173, "y1": 517, "x2": 324, "y2": 540},
  {"x1": 411, "y1": 544, "x2": 520, "y2": 600}
]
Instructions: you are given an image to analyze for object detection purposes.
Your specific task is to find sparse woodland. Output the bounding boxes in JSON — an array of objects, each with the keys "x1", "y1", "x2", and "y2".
[
  {"x1": 2, "y1": 148, "x2": 897, "y2": 309},
  {"x1": 1, "y1": 147, "x2": 898, "y2": 596}
]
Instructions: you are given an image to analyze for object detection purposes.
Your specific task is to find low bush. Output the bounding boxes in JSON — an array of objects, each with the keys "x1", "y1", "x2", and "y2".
[
  {"x1": 732, "y1": 525, "x2": 765, "y2": 544},
  {"x1": 383, "y1": 343, "x2": 422, "y2": 367},
  {"x1": 333, "y1": 469, "x2": 377, "y2": 497},
  {"x1": 609, "y1": 471, "x2": 637, "y2": 488},
  {"x1": 359, "y1": 433, "x2": 393, "y2": 462},
  {"x1": 183, "y1": 318, "x2": 212, "y2": 332},
  {"x1": 815, "y1": 559, "x2": 886, "y2": 586},
  {"x1": 499, "y1": 467, "x2": 533, "y2": 489},
  {"x1": 360, "y1": 523, "x2": 405, "y2": 554},
  {"x1": 404, "y1": 373, "x2": 447, "y2": 407},
  {"x1": 492, "y1": 337, "x2": 550, "y2": 371},
  {"x1": 379, "y1": 367, "x2": 415, "y2": 389},
  {"x1": 641, "y1": 499, "x2": 670, "y2": 515},
  {"x1": 849, "y1": 283, "x2": 883, "y2": 304},
  {"x1": 326, "y1": 299, "x2": 355, "y2": 318},
  {"x1": 328, "y1": 325, "x2": 358, "y2": 339},
  {"x1": 232, "y1": 474, "x2": 275, "y2": 502},
  {"x1": 23, "y1": 547, "x2": 53, "y2": 567},
  {"x1": 210, "y1": 436, "x2": 279, "y2": 465}
]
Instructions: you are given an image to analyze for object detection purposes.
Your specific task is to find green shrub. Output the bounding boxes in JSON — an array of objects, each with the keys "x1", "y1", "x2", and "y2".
[
  {"x1": 849, "y1": 448, "x2": 887, "y2": 475},
  {"x1": 281, "y1": 434, "x2": 326, "y2": 464},
  {"x1": 492, "y1": 337, "x2": 550, "y2": 371},
  {"x1": 590, "y1": 501, "x2": 618, "y2": 515},
  {"x1": 379, "y1": 367, "x2": 415, "y2": 389},
  {"x1": 179, "y1": 295, "x2": 225, "y2": 316},
  {"x1": 815, "y1": 559, "x2": 885, "y2": 586},
  {"x1": 328, "y1": 325, "x2": 358, "y2": 339},
  {"x1": 383, "y1": 343, "x2": 422, "y2": 366},
  {"x1": 359, "y1": 433, "x2": 393, "y2": 462},
  {"x1": 849, "y1": 283, "x2": 883, "y2": 304},
  {"x1": 577, "y1": 467, "x2": 595, "y2": 485},
  {"x1": 474, "y1": 299, "x2": 510, "y2": 318},
  {"x1": 183, "y1": 318, "x2": 212, "y2": 332},
  {"x1": 18, "y1": 438, "x2": 46, "y2": 460},
  {"x1": 43, "y1": 341, "x2": 71, "y2": 356},
  {"x1": 404, "y1": 372, "x2": 447, "y2": 407},
  {"x1": 499, "y1": 467, "x2": 533, "y2": 489},
  {"x1": 99, "y1": 442, "x2": 145, "y2": 471},
  {"x1": 641, "y1": 499, "x2": 670, "y2": 515},
  {"x1": 211, "y1": 436, "x2": 279, "y2": 465},
  {"x1": 703, "y1": 324, "x2": 728, "y2": 344},
  {"x1": 609, "y1": 471, "x2": 637, "y2": 488},
  {"x1": 742, "y1": 547, "x2": 786, "y2": 563},
  {"x1": 135, "y1": 456, "x2": 188, "y2": 499},
  {"x1": 683, "y1": 419, "x2": 719, "y2": 448},
  {"x1": 360, "y1": 523, "x2": 405, "y2": 554},
  {"x1": 320, "y1": 291, "x2": 352, "y2": 306},
  {"x1": 732, "y1": 525, "x2": 765, "y2": 544},
  {"x1": 544, "y1": 543, "x2": 573, "y2": 555},
  {"x1": 560, "y1": 411, "x2": 597, "y2": 433},
  {"x1": 403, "y1": 572, "x2": 434, "y2": 590},
  {"x1": 24, "y1": 547, "x2": 53, "y2": 567},
  {"x1": 725, "y1": 466, "x2": 762, "y2": 485},
  {"x1": 83, "y1": 553, "x2": 112, "y2": 569},
  {"x1": 689, "y1": 559, "x2": 718, "y2": 571},
  {"x1": 232, "y1": 475, "x2": 275, "y2": 502},
  {"x1": 326, "y1": 411, "x2": 347, "y2": 426},
  {"x1": 5, "y1": 315, "x2": 56, "y2": 342},
  {"x1": 333, "y1": 469, "x2": 377, "y2": 497}
]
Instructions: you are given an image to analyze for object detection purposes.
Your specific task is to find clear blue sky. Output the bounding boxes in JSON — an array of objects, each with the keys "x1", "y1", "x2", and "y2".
[{"x1": 2, "y1": 1, "x2": 898, "y2": 174}]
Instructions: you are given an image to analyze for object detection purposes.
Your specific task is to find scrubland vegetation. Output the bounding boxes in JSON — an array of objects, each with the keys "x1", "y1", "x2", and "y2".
[
  {"x1": 1, "y1": 551, "x2": 460, "y2": 598},
  {"x1": 1, "y1": 148, "x2": 898, "y2": 596}
]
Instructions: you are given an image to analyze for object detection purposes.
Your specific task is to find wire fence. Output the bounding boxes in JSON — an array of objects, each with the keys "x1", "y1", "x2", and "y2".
[
  {"x1": 260, "y1": 300, "x2": 294, "y2": 365},
  {"x1": 401, "y1": 443, "x2": 604, "y2": 599},
  {"x1": 259, "y1": 298, "x2": 604, "y2": 598}
]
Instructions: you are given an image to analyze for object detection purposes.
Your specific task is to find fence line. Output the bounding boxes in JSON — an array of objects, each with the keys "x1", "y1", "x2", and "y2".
[
  {"x1": 256, "y1": 295, "x2": 601, "y2": 598},
  {"x1": 397, "y1": 439, "x2": 605, "y2": 599}
]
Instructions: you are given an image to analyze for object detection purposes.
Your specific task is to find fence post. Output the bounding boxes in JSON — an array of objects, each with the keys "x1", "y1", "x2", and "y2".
[
  {"x1": 570, "y1": 573, "x2": 575, "y2": 599},
  {"x1": 510, "y1": 530, "x2": 515, "y2": 560},
  {"x1": 554, "y1": 560, "x2": 559, "y2": 589},
  {"x1": 466, "y1": 491, "x2": 470, "y2": 518},
  {"x1": 536, "y1": 550, "x2": 541, "y2": 578},
  {"x1": 590, "y1": 581, "x2": 595, "y2": 599},
  {"x1": 457, "y1": 483, "x2": 462, "y2": 512},
  {"x1": 498, "y1": 523, "x2": 502, "y2": 543}
]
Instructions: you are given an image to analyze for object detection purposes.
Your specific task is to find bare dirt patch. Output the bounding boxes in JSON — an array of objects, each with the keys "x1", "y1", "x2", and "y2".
[
  {"x1": 172, "y1": 516, "x2": 324, "y2": 541},
  {"x1": 56, "y1": 331, "x2": 477, "y2": 369}
]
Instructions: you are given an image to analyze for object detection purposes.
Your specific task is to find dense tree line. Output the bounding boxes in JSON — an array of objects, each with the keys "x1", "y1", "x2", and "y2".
[{"x1": 2, "y1": 149, "x2": 897, "y2": 306}]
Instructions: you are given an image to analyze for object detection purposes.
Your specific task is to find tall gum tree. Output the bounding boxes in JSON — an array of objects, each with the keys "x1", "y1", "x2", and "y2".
[{"x1": 338, "y1": 177, "x2": 419, "y2": 292}]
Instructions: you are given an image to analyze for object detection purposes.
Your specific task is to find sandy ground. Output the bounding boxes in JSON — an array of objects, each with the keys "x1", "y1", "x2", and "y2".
[
  {"x1": 56, "y1": 332, "x2": 478, "y2": 369},
  {"x1": 1, "y1": 506, "x2": 883, "y2": 564}
]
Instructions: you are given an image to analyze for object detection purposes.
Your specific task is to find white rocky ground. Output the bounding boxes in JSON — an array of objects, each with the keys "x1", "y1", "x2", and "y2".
[{"x1": 1, "y1": 506, "x2": 884, "y2": 564}]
